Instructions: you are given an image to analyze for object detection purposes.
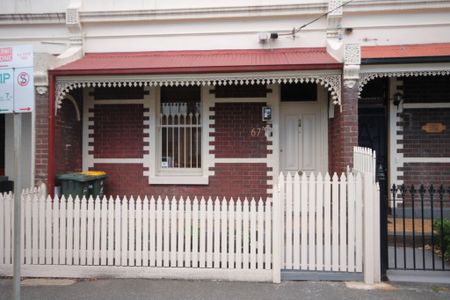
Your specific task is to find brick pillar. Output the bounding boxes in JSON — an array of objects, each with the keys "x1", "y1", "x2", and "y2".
[
  {"x1": 35, "y1": 90, "x2": 49, "y2": 184},
  {"x1": 328, "y1": 81, "x2": 359, "y2": 174}
]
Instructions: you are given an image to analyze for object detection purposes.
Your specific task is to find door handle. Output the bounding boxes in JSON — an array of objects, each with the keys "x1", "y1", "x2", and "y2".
[{"x1": 298, "y1": 119, "x2": 302, "y2": 128}]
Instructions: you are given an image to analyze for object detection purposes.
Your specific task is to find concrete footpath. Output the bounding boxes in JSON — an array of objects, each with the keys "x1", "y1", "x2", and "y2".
[{"x1": 0, "y1": 278, "x2": 450, "y2": 300}]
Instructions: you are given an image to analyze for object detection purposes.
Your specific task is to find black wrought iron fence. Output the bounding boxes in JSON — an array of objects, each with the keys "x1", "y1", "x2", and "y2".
[{"x1": 389, "y1": 184, "x2": 450, "y2": 271}]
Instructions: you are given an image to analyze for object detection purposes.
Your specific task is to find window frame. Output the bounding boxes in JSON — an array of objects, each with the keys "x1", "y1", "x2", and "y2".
[{"x1": 147, "y1": 86, "x2": 210, "y2": 185}]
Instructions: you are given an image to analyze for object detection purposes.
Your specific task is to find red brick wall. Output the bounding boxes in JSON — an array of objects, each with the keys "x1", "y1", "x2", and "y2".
[
  {"x1": 92, "y1": 163, "x2": 269, "y2": 198},
  {"x1": 92, "y1": 104, "x2": 145, "y2": 158},
  {"x1": 212, "y1": 103, "x2": 269, "y2": 158},
  {"x1": 55, "y1": 95, "x2": 83, "y2": 175},
  {"x1": 400, "y1": 108, "x2": 450, "y2": 157},
  {"x1": 35, "y1": 91, "x2": 49, "y2": 183},
  {"x1": 89, "y1": 101, "x2": 270, "y2": 198},
  {"x1": 328, "y1": 84, "x2": 359, "y2": 174},
  {"x1": 400, "y1": 163, "x2": 450, "y2": 187}
]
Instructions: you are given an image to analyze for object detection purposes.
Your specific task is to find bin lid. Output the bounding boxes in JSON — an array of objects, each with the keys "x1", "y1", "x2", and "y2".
[{"x1": 57, "y1": 172, "x2": 107, "y2": 182}]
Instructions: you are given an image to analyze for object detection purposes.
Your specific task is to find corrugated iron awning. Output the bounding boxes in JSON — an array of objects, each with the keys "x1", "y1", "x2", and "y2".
[
  {"x1": 362, "y1": 43, "x2": 450, "y2": 64},
  {"x1": 52, "y1": 48, "x2": 341, "y2": 75}
]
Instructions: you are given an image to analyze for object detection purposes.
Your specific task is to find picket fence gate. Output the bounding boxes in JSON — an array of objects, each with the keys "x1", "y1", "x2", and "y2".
[
  {"x1": 0, "y1": 148, "x2": 380, "y2": 283},
  {"x1": 277, "y1": 172, "x2": 364, "y2": 277}
]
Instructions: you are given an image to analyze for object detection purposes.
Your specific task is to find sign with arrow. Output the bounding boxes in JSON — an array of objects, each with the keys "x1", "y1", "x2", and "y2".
[{"x1": 0, "y1": 45, "x2": 34, "y2": 114}]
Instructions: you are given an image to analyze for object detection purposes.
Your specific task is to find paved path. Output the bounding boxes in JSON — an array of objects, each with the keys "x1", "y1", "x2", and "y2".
[{"x1": 1, "y1": 278, "x2": 450, "y2": 300}]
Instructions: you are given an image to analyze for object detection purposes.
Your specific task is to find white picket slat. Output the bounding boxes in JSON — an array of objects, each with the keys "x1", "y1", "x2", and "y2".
[
  {"x1": 300, "y1": 174, "x2": 308, "y2": 270},
  {"x1": 235, "y1": 198, "x2": 242, "y2": 270},
  {"x1": 87, "y1": 196, "x2": 95, "y2": 265},
  {"x1": 250, "y1": 198, "x2": 257, "y2": 270},
  {"x1": 264, "y1": 199, "x2": 271, "y2": 270},
  {"x1": 347, "y1": 173, "x2": 355, "y2": 272},
  {"x1": 257, "y1": 199, "x2": 264, "y2": 270},
  {"x1": 164, "y1": 197, "x2": 171, "y2": 267},
  {"x1": 292, "y1": 173, "x2": 300, "y2": 270},
  {"x1": 128, "y1": 197, "x2": 135, "y2": 266},
  {"x1": 73, "y1": 196, "x2": 80, "y2": 265},
  {"x1": 170, "y1": 197, "x2": 177, "y2": 267},
  {"x1": 185, "y1": 197, "x2": 192, "y2": 268},
  {"x1": 149, "y1": 197, "x2": 156, "y2": 267},
  {"x1": 177, "y1": 198, "x2": 185, "y2": 267},
  {"x1": 114, "y1": 196, "x2": 121, "y2": 266},
  {"x1": 135, "y1": 196, "x2": 142, "y2": 267},
  {"x1": 213, "y1": 197, "x2": 220, "y2": 268},
  {"x1": 156, "y1": 197, "x2": 163, "y2": 267},
  {"x1": 199, "y1": 197, "x2": 206, "y2": 268},
  {"x1": 192, "y1": 197, "x2": 199, "y2": 268},
  {"x1": 316, "y1": 173, "x2": 324, "y2": 271},
  {"x1": 66, "y1": 196, "x2": 74, "y2": 265},
  {"x1": 52, "y1": 196, "x2": 60, "y2": 265},
  {"x1": 32, "y1": 194, "x2": 39, "y2": 264},
  {"x1": 107, "y1": 196, "x2": 114, "y2": 266},
  {"x1": 206, "y1": 197, "x2": 213, "y2": 268},
  {"x1": 93, "y1": 196, "x2": 101, "y2": 266},
  {"x1": 285, "y1": 173, "x2": 293, "y2": 269},
  {"x1": 80, "y1": 196, "x2": 87, "y2": 265},
  {"x1": 121, "y1": 196, "x2": 128, "y2": 266},
  {"x1": 339, "y1": 174, "x2": 347, "y2": 272},
  {"x1": 355, "y1": 173, "x2": 363, "y2": 272},
  {"x1": 220, "y1": 199, "x2": 227, "y2": 269},
  {"x1": 100, "y1": 196, "x2": 108, "y2": 266},
  {"x1": 331, "y1": 174, "x2": 339, "y2": 271},
  {"x1": 308, "y1": 173, "x2": 316, "y2": 271},
  {"x1": 142, "y1": 197, "x2": 149, "y2": 267},
  {"x1": 228, "y1": 199, "x2": 235, "y2": 269},
  {"x1": 323, "y1": 173, "x2": 331, "y2": 271},
  {"x1": 242, "y1": 198, "x2": 249, "y2": 270}
]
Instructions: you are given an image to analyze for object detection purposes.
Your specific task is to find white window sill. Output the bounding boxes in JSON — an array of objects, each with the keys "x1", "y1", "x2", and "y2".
[{"x1": 149, "y1": 175, "x2": 209, "y2": 185}]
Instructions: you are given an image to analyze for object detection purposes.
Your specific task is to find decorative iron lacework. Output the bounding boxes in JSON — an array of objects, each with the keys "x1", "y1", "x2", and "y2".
[
  {"x1": 359, "y1": 70, "x2": 450, "y2": 98},
  {"x1": 55, "y1": 72, "x2": 342, "y2": 111}
]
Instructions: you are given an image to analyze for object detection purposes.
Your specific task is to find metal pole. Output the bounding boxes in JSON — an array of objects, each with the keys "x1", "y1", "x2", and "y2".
[{"x1": 13, "y1": 112, "x2": 22, "y2": 300}]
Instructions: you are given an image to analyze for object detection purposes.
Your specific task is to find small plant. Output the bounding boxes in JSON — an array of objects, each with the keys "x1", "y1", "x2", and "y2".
[{"x1": 433, "y1": 218, "x2": 450, "y2": 261}]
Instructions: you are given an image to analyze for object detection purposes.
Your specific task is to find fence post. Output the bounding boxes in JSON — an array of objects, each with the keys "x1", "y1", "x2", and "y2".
[
  {"x1": 363, "y1": 171, "x2": 381, "y2": 284},
  {"x1": 272, "y1": 176, "x2": 281, "y2": 283}
]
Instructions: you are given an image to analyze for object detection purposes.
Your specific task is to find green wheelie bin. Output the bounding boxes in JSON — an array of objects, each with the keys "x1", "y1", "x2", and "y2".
[{"x1": 57, "y1": 171, "x2": 107, "y2": 198}]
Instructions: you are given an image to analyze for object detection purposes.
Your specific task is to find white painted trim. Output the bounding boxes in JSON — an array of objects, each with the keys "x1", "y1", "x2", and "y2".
[
  {"x1": 92, "y1": 99, "x2": 145, "y2": 105},
  {"x1": 266, "y1": 84, "x2": 279, "y2": 196},
  {"x1": 0, "y1": 265, "x2": 271, "y2": 282},
  {"x1": 402, "y1": 157, "x2": 450, "y2": 163},
  {"x1": 55, "y1": 70, "x2": 342, "y2": 110},
  {"x1": 146, "y1": 86, "x2": 213, "y2": 185},
  {"x1": 92, "y1": 158, "x2": 144, "y2": 164},
  {"x1": 215, "y1": 158, "x2": 267, "y2": 164},
  {"x1": 82, "y1": 88, "x2": 95, "y2": 171},
  {"x1": 147, "y1": 175, "x2": 209, "y2": 185},
  {"x1": 403, "y1": 103, "x2": 450, "y2": 109}
]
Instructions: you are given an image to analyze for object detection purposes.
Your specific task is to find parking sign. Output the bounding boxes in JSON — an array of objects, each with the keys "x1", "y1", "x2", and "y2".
[{"x1": 0, "y1": 45, "x2": 33, "y2": 114}]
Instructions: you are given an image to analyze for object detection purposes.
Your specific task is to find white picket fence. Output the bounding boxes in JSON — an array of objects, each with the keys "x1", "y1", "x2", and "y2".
[
  {"x1": 0, "y1": 149, "x2": 381, "y2": 283},
  {"x1": 277, "y1": 172, "x2": 363, "y2": 273},
  {"x1": 0, "y1": 190, "x2": 272, "y2": 281},
  {"x1": 353, "y1": 146, "x2": 376, "y2": 181}
]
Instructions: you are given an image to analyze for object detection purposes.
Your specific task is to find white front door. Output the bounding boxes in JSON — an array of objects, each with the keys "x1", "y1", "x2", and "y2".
[{"x1": 280, "y1": 92, "x2": 328, "y2": 174}]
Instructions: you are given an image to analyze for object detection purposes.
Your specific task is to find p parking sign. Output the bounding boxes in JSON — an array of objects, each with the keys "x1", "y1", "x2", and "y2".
[{"x1": 0, "y1": 45, "x2": 34, "y2": 114}]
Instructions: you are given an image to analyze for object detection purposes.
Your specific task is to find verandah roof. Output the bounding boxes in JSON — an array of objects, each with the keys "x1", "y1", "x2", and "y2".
[{"x1": 53, "y1": 48, "x2": 341, "y2": 75}]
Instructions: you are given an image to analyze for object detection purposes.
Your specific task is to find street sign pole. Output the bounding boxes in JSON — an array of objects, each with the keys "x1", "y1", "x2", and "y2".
[{"x1": 13, "y1": 111, "x2": 22, "y2": 299}]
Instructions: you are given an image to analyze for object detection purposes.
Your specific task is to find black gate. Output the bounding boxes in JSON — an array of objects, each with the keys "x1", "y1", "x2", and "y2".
[{"x1": 387, "y1": 184, "x2": 450, "y2": 271}]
